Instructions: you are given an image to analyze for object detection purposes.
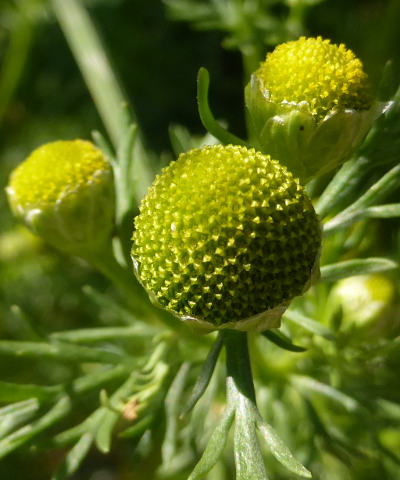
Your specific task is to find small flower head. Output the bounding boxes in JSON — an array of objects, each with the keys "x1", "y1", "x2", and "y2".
[
  {"x1": 132, "y1": 145, "x2": 321, "y2": 332},
  {"x1": 331, "y1": 274, "x2": 395, "y2": 333},
  {"x1": 7, "y1": 140, "x2": 114, "y2": 255},
  {"x1": 245, "y1": 37, "x2": 380, "y2": 183},
  {"x1": 257, "y1": 36, "x2": 372, "y2": 121}
]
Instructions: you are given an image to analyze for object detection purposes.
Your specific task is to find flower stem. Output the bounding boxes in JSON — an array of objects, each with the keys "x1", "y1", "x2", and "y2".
[
  {"x1": 223, "y1": 330, "x2": 269, "y2": 480},
  {"x1": 51, "y1": 0, "x2": 128, "y2": 149},
  {"x1": 223, "y1": 330, "x2": 256, "y2": 404}
]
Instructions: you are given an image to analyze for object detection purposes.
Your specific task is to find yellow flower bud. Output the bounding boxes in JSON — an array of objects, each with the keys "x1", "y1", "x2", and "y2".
[
  {"x1": 257, "y1": 36, "x2": 372, "y2": 121},
  {"x1": 246, "y1": 37, "x2": 381, "y2": 183},
  {"x1": 7, "y1": 140, "x2": 114, "y2": 256}
]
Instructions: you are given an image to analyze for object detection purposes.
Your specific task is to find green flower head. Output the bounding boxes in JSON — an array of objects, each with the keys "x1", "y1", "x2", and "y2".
[
  {"x1": 246, "y1": 36, "x2": 380, "y2": 183},
  {"x1": 257, "y1": 36, "x2": 372, "y2": 121},
  {"x1": 7, "y1": 140, "x2": 114, "y2": 255},
  {"x1": 132, "y1": 145, "x2": 321, "y2": 332}
]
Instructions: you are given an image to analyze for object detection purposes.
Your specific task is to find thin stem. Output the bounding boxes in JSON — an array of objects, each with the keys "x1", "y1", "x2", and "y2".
[
  {"x1": 223, "y1": 331, "x2": 269, "y2": 479},
  {"x1": 51, "y1": 0, "x2": 130, "y2": 149},
  {"x1": 223, "y1": 330, "x2": 256, "y2": 404}
]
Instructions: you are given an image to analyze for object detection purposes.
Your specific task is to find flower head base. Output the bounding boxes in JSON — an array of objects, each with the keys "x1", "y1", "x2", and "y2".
[
  {"x1": 257, "y1": 36, "x2": 372, "y2": 121},
  {"x1": 7, "y1": 140, "x2": 114, "y2": 255},
  {"x1": 132, "y1": 145, "x2": 321, "y2": 332},
  {"x1": 246, "y1": 37, "x2": 380, "y2": 183}
]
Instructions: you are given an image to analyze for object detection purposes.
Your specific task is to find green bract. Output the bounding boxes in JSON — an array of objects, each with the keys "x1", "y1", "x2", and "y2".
[
  {"x1": 132, "y1": 145, "x2": 321, "y2": 332},
  {"x1": 6, "y1": 140, "x2": 114, "y2": 256},
  {"x1": 245, "y1": 36, "x2": 381, "y2": 183}
]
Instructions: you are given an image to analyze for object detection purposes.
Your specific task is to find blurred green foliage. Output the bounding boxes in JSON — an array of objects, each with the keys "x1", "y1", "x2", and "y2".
[{"x1": 1, "y1": 0, "x2": 400, "y2": 479}]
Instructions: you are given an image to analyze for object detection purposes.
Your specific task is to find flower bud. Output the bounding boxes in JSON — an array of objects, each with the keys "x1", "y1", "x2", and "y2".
[
  {"x1": 7, "y1": 140, "x2": 114, "y2": 256},
  {"x1": 132, "y1": 145, "x2": 321, "y2": 332},
  {"x1": 245, "y1": 36, "x2": 380, "y2": 183},
  {"x1": 331, "y1": 274, "x2": 394, "y2": 333}
]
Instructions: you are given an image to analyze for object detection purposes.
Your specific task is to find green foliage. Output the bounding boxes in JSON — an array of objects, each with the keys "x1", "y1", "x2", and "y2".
[{"x1": 1, "y1": 0, "x2": 400, "y2": 479}]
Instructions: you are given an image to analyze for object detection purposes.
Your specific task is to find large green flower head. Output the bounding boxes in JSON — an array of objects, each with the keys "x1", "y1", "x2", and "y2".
[
  {"x1": 246, "y1": 36, "x2": 380, "y2": 183},
  {"x1": 132, "y1": 145, "x2": 321, "y2": 332},
  {"x1": 7, "y1": 140, "x2": 114, "y2": 256}
]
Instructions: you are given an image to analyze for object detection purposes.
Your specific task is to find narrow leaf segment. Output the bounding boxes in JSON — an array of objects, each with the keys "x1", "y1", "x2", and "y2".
[
  {"x1": 182, "y1": 333, "x2": 223, "y2": 417},
  {"x1": 197, "y1": 67, "x2": 248, "y2": 146}
]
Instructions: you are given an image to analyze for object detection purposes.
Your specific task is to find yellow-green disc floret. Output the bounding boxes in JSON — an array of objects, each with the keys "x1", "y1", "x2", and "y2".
[
  {"x1": 132, "y1": 145, "x2": 321, "y2": 329},
  {"x1": 7, "y1": 140, "x2": 114, "y2": 254},
  {"x1": 9, "y1": 140, "x2": 110, "y2": 209},
  {"x1": 256, "y1": 36, "x2": 372, "y2": 121}
]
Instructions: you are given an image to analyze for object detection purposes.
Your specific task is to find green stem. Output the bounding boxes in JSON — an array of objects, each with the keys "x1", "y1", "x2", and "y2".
[
  {"x1": 223, "y1": 331, "x2": 269, "y2": 480},
  {"x1": 51, "y1": 0, "x2": 130, "y2": 149},
  {"x1": 223, "y1": 330, "x2": 256, "y2": 405}
]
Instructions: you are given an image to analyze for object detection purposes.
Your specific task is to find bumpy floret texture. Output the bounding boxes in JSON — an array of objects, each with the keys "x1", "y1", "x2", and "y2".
[
  {"x1": 9, "y1": 140, "x2": 111, "y2": 209},
  {"x1": 132, "y1": 145, "x2": 321, "y2": 326},
  {"x1": 257, "y1": 36, "x2": 372, "y2": 121}
]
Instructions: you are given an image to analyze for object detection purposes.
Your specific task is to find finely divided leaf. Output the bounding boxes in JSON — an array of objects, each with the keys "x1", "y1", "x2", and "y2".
[
  {"x1": 95, "y1": 410, "x2": 118, "y2": 453},
  {"x1": 182, "y1": 333, "x2": 223, "y2": 417},
  {"x1": 234, "y1": 411, "x2": 269, "y2": 480},
  {"x1": 316, "y1": 156, "x2": 370, "y2": 219},
  {"x1": 188, "y1": 407, "x2": 235, "y2": 480},
  {"x1": 283, "y1": 310, "x2": 335, "y2": 341},
  {"x1": 0, "y1": 400, "x2": 40, "y2": 440},
  {"x1": 0, "y1": 340, "x2": 125, "y2": 364},
  {"x1": 0, "y1": 399, "x2": 39, "y2": 418},
  {"x1": 321, "y1": 258, "x2": 398, "y2": 282},
  {"x1": 262, "y1": 330, "x2": 307, "y2": 353},
  {"x1": 197, "y1": 67, "x2": 247, "y2": 146},
  {"x1": 0, "y1": 381, "x2": 63, "y2": 403},
  {"x1": 52, "y1": 433, "x2": 93, "y2": 480},
  {"x1": 291, "y1": 375, "x2": 362, "y2": 413},
  {"x1": 162, "y1": 363, "x2": 191, "y2": 463},
  {"x1": 50, "y1": 325, "x2": 154, "y2": 343},
  {"x1": 257, "y1": 419, "x2": 312, "y2": 478},
  {"x1": 325, "y1": 163, "x2": 400, "y2": 232},
  {"x1": 324, "y1": 203, "x2": 400, "y2": 233},
  {"x1": 0, "y1": 396, "x2": 71, "y2": 459},
  {"x1": 119, "y1": 413, "x2": 154, "y2": 439}
]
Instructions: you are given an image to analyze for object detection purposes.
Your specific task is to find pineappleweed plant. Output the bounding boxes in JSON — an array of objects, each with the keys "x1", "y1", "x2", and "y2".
[{"x1": 2, "y1": 1, "x2": 400, "y2": 479}]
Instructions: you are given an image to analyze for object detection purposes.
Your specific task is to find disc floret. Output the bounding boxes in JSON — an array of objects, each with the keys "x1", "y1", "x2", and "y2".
[{"x1": 132, "y1": 144, "x2": 321, "y2": 332}]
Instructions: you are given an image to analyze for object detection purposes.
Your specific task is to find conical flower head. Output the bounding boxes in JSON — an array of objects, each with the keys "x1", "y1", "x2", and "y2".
[
  {"x1": 246, "y1": 37, "x2": 380, "y2": 183},
  {"x1": 132, "y1": 145, "x2": 321, "y2": 332},
  {"x1": 7, "y1": 140, "x2": 114, "y2": 255}
]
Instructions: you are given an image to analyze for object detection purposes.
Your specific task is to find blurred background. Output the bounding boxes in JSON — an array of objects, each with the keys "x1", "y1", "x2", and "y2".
[{"x1": 1, "y1": 0, "x2": 400, "y2": 478}]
